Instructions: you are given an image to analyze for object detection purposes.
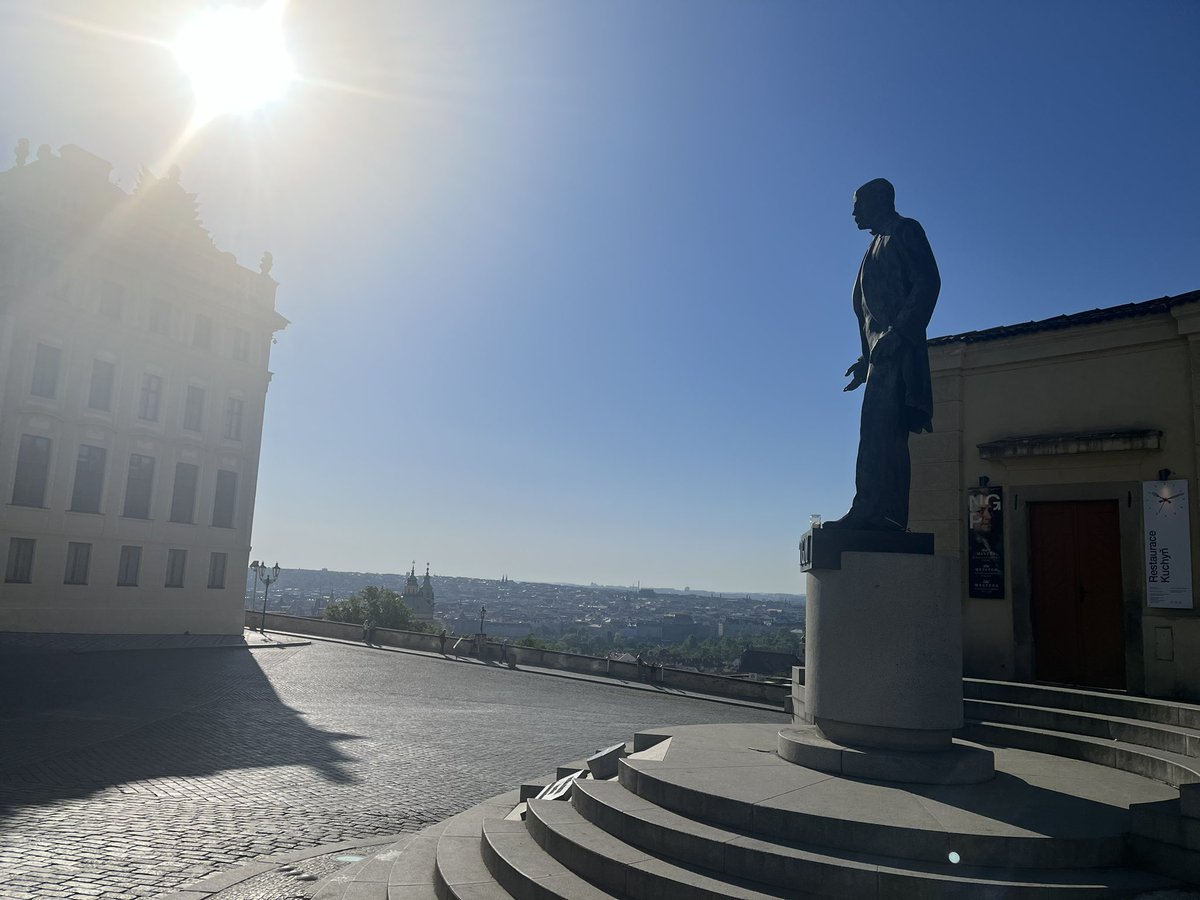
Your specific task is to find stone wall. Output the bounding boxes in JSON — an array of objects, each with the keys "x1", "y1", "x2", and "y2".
[{"x1": 248, "y1": 611, "x2": 789, "y2": 708}]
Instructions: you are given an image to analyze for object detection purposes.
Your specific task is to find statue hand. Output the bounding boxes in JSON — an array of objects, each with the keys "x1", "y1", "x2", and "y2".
[
  {"x1": 843, "y1": 359, "x2": 867, "y2": 392},
  {"x1": 870, "y1": 328, "x2": 901, "y2": 363}
]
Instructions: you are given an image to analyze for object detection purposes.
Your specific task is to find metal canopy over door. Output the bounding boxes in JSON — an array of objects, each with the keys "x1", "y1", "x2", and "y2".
[{"x1": 1029, "y1": 499, "x2": 1126, "y2": 689}]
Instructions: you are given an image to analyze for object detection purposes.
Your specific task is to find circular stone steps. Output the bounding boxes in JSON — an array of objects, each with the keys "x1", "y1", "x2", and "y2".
[
  {"x1": 618, "y1": 724, "x2": 1166, "y2": 869},
  {"x1": 963, "y1": 698, "x2": 1200, "y2": 758},
  {"x1": 536, "y1": 787, "x2": 1171, "y2": 899},
  {"x1": 336, "y1": 721, "x2": 1192, "y2": 898},
  {"x1": 958, "y1": 720, "x2": 1200, "y2": 789},
  {"x1": 963, "y1": 679, "x2": 1200, "y2": 731}
]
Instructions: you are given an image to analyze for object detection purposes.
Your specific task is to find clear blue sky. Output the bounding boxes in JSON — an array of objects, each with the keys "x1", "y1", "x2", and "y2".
[{"x1": 2, "y1": 1, "x2": 1197, "y2": 592}]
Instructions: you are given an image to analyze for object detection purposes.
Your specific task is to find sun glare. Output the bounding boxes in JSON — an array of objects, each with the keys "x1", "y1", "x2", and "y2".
[{"x1": 173, "y1": 2, "x2": 295, "y2": 124}]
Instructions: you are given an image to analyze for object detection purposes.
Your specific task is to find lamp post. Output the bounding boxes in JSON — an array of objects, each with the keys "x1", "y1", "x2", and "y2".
[
  {"x1": 479, "y1": 605, "x2": 486, "y2": 636},
  {"x1": 253, "y1": 561, "x2": 281, "y2": 632},
  {"x1": 249, "y1": 560, "x2": 261, "y2": 617}
]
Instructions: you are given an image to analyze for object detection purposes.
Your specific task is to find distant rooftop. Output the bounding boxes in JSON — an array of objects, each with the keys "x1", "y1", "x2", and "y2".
[{"x1": 929, "y1": 289, "x2": 1200, "y2": 346}]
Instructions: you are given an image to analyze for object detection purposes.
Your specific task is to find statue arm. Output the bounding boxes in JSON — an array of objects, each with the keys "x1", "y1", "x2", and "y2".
[
  {"x1": 852, "y1": 274, "x2": 870, "y2": 362},
  {"x1": 844, "y1": 269, "x2": 869, "y2": 390},
  {"x1": 891, "y1": 220, "x2": 940, "y2": 344}
]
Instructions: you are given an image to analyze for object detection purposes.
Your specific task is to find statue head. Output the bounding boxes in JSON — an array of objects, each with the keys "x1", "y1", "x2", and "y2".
[{"x1": 852, "y1": 178, "x2": 896, "y2": 232}]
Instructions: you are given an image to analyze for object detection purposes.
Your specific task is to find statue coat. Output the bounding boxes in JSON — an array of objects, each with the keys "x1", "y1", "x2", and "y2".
[{"x1": 852, "y1": 215, "x2": 940, "y2": 432}]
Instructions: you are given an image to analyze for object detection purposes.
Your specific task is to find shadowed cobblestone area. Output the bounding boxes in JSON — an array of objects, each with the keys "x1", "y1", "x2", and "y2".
[{"x1": 0, "y1": 640, "x2": 785, "y2": 898}]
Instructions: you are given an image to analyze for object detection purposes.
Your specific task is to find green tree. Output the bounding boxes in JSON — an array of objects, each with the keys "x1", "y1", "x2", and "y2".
[
  {"x1": 324, "y1": 586, "x2": 433, "y2": 632},
  {"x1": 515, "y1": 635, "x2": 554, "y2": 650}
]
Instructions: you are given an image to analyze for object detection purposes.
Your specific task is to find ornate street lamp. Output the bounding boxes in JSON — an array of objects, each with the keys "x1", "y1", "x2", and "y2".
[
  {"x1": 252, "y1": 561, "x2": 281, "y2": 632},
  {"x1": 249, "y1": 559, "x2": 262, "y2": 616}
]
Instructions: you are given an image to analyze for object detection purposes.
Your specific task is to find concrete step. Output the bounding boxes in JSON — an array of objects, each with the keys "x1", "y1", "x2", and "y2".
[
  {"x1": 434, "y1": 790, "x2": 525, "y2": 900},
  {"x1": 534, "y1": 788, "x2": 1173, "y2": 899},
  {"x1": 311, "y1": 834, "x2": 423, "y2": 899},
  {"x1": 617, "y1": 754, "x2": 1128, "y2": 869},
  {"x1": 573, "y1": 777, "x2": 1120, "y2": 878},
  {"x1": 960, "y1": 720, "x2": 1200, "y2": 788},
  {"x1": 521, "y1": 773, "x2": 558, "y2": 801},
  {"x1": 966, "y1": 699, "x2": 1200, "y2": 758},
  {"x1": 437, "y1": 827, "x2": 511, "y2": 900},
  {"x1": 964, "y1": 678, "x2": 1200, "y2": 730},
  {"x1": 1131, "y1": 799, "x2": 1200, "y2": 854},
  {"x1": 480, "y1": 816, "x2": 620, "y2": 900},
  {"x1": 1128, "y1": 798, "x2": 1200, "y2": 885},
  {"x1": 632, "y1": 730, "x2": 673, "y2": 752},
  {"x1": 332, "y1": 829, "x2": 440, "y2": 900},
  {"x1": 331, "y1": 792, "x2": 513, "y2": 900},
  {"x1": 526, "y1": 798, "x2": 810, "y2": 899}
]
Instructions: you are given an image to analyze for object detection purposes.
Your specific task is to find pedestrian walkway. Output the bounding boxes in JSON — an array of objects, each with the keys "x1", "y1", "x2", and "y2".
[
  {"x1": 0, "y1": 637, "x2": 783, "y2": 899},
  {"x1": 265, "y1": 627, "x2": 783, "y2": 714}
]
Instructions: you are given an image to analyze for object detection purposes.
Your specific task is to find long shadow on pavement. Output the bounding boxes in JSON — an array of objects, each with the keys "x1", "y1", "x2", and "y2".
[{"x1": 0, "y1": 646, "x2": 361, "y2": 819}]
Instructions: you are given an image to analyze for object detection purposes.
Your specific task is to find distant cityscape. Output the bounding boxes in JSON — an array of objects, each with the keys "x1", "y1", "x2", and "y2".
[{"x1": 244, "y1": 567, "x2": 804, "y2": 644}]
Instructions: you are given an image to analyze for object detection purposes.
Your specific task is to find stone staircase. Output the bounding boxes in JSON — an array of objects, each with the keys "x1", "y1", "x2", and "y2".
[
  {"x1": 961, "y1": 679, "x2": 1200, "y2": 789},
  {"x1": 315, "y1": 681, "x2": 1200, "y2": 898}
]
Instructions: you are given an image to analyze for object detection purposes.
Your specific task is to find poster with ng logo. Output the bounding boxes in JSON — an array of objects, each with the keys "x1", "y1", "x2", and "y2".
[{"x1": 968, "y1": 486, "x2": 1004, "y2": 599}]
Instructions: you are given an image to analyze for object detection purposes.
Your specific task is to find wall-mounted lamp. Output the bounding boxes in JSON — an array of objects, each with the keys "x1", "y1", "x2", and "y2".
[
  {"x1": 1158, "y1": 468, "x2": 1172, "y2": 481},
  {"x1": 978, "y1": 475, "x2": 990, "y2": 488}
]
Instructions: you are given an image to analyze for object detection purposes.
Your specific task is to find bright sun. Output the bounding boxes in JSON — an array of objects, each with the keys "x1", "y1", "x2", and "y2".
[{"x1": 173, "y1": 1, "x2": 296, "y2": 124}]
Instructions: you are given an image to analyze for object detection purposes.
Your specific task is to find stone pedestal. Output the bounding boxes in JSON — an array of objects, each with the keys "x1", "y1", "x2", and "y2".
[{"x1": 779, "y1": 530, "x2": 994, "y2": 784}]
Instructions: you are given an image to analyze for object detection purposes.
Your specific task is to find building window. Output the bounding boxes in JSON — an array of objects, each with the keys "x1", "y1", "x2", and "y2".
[
  {"x1": 12, "y1": 434, "x2": 52, "y2": 507},
  {"x1": 165, "y1": 549, "x2": 187, "y2": 587},
  {"x1": 122, "y1": 454, "x2": 155, "y2": 519},
  {"x1": 31, "y1": 344, "x2": 61, "y2": 398},
  {"x1": 208, "y1": 552, "x2": 228, "y2": 589},
  {"x1": 5, "y1": 538, "x2": 35, "y2": 583},
  {"x1": 139, "y1": 373, "x2": 162, "y2": 421},
  {"x1": 98, "y1": 282, "x2": 124, "y2": 319},
  {"x1": 117, "y1": 545, "x2": 141, "y2": 586},
  {"x1": 87, "y1": 359, "x2": 116, "y2": 411},
  {"x1": 183, "y1": 385, "x2": 205, "y2": 432},
  {"x1": 148, "y1": 300, "x2": 170, "y2": 336},
  {"x1": 63, "y1": 542, "x2": 91, "y2": 585},
  {"x1": 193, "y1": 314, "x2": 213, "y2": 351},
  {"x1": 232, "y1": 328, "x2": 250, "y2": 362},
  {"x1": 212, "y1": 470, "x2": 237, "y2": 528},
  {"x1": 224, "y1": 397, "x2": 244, "y2": 441},
  {"x1": 169, "y1": 462, "x2": 199, "y2": 524},
  {"x1": 69, "y1": 444, "x2": 107, "y2": 513}
]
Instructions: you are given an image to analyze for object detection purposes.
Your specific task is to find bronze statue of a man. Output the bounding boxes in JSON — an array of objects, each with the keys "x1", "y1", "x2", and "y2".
[{"x1": 826, "y1": 178, "x2": 940, "y2": 532}]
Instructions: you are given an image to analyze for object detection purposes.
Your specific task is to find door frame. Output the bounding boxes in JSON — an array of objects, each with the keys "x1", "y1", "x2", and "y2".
[{"x1": 1009, "y1": 481, "x2": 1145, "y2": 693}]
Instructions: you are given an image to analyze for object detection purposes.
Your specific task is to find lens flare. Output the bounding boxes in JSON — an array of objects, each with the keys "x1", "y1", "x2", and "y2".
[{"x1": 173, "y1": 2, "x2": 295, "y2": 124}]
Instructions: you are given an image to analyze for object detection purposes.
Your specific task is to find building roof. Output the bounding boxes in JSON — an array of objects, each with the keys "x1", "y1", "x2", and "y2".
[
  {"x1": 738, "y1": 648, "x2": 800, "y2": 677},
  {"x1": 929, "y1": 289, "x2": 1200, "y2": 347}
]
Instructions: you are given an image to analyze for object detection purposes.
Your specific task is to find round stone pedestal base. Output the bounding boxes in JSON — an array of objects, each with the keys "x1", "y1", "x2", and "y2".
[{"x1": 778, "y1": 726, "x2": 995, "y2": 785}]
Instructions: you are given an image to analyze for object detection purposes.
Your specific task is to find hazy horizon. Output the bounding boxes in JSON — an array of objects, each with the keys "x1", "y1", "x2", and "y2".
[{"x1": 253, "y1": 563, "x2": 804, "y2": 599}]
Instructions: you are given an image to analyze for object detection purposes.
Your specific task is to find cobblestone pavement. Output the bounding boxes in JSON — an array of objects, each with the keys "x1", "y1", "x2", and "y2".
[{"x1": 0, "y1": 640, "x2": 786, "y2": 898}]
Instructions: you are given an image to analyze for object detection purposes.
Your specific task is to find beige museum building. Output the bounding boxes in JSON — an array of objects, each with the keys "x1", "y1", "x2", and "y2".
[
  {"x1": 911, "y1": 289, "x2": 1200, "y2": 700},
  {"x1": 0, "y1": 142, "x2": 287, "y2": 634}
]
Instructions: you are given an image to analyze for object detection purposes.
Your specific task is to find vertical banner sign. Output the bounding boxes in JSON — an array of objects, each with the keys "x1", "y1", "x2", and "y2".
[
  {"x1": 1143, "y1": 479, "x2": 1193, "y2": 609},
  {"x1": 968, "y1": 486, "x2": 1004, "y2": 599}
]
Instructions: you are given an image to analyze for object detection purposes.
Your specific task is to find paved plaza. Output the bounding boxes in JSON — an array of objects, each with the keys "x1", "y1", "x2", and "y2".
[{"x1": 0, "y1": 638, "x2": 786, "y2": 898}]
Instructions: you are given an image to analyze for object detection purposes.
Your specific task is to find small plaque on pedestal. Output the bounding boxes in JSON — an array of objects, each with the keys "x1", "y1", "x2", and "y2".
[{"x1": 799, "y1": 527, "x2": 933, "y2": 572}]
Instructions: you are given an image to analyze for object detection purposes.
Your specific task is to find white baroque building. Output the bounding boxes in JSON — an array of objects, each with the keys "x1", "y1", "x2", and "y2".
[{"x1": 0, "y1": 142, "x2": 287, "y2": 634}]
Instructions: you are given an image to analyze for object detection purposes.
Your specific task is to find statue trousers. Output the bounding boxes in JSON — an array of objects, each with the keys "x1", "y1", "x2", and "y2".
[{"x1": 849, "y1": 361, "x2": 911, "y2": 529}]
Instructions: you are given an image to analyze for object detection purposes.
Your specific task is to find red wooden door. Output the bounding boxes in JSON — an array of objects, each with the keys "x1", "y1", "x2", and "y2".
[{"x1": 1029, "y1": 500, "x2": 1125, "y2": 689}]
